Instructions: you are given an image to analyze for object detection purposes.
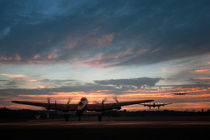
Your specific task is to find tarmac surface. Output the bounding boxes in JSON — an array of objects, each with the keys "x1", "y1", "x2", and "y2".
[
  {"x1": 1, "y1": 118, "x2": 210, "y2": 140},
  {"x1": 1, "y1": 119, "x2": 210, "y2": 128}
]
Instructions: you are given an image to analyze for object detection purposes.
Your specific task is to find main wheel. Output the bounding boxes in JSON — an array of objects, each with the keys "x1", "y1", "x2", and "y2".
[
  {"x1": 78, "y1": 115, "x2": 81, "y2": 121},
  {"x1": 65, "y1": 115, "x2": 69, "y2": 121},
  {"x1": 97, "y1": 115, "x2": 102, "y2": 121}
]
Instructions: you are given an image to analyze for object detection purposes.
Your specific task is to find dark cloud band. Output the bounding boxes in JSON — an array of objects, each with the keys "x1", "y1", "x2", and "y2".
[{"x1": 0, "y1": 0, "x2": 210, "y2": 66}]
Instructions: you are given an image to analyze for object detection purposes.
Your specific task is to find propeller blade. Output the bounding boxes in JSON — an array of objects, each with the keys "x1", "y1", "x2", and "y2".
[
  {"x1": 67, "y1": 97, "x2": 72, "y2": 104},
  {"x1": 113, "y1": 96, "x2": 119, "y2": 103},
  {"x1": 47, "y1": 98, "x2": 51, "y2": 104},
  {"x1": 54, "y1": 99, "x2": 57, "y2": 108},
  {"x1": 101, "y1": 97, "x2": 107, "y2": 104},
  {"x1": 46, "y1": 98, "x2": 51, "y2": 110}
]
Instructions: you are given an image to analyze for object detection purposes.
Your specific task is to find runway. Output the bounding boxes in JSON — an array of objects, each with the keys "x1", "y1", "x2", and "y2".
[
  {"x1": 1, "y1": 119, "x2": 210, "y2": 140},
  {"x1": 1, "y1": 119, "x2": 210, "y2": 128}
]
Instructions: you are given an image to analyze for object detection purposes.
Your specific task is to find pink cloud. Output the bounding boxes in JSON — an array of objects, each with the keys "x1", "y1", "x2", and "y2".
[
  {"x1": 0, "y1": 55, "x2": 21, "y2": 62},
  {"x1": 33, "y1": 54, "x2": 40, "y2": 59},
  {"x1": 97, "y1": 34, "x2": 114, "y2": 45},
  {"x1": 136, "y1": 48, "x2": 149, "y2": 55},
  {"x1": 48, "y1": 54, "x2": 57, "y2": 59},
  {"x1": 193, "y1": 77, "x2": 210, "y2": 80},
  {"x1": 0, "y1": 73, "x2": 27, "y2": 79},
  {"x1": 0, "y1": 73, "x2": 38, "y2": 82},
  {"x1": 74, "y1": 49, "x2": 133, "y2": 67},
  {"x1": 14, "y1": 54, "x2": 21, "y2": 61},
  {"x1": 0, "y1": 56, "x2": 13, "y2": 61},
  {"x1": 151, "y1": 48, "x2": 161, "y2": 53},
  {"x1": 191, "y1": 66, "x2": 210, "y2": 73}
]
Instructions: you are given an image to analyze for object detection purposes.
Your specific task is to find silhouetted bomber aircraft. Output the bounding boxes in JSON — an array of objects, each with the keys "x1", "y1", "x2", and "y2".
[
  {"x1": 173, "y1": 92, "x2": 187, "y2": 95},
  {"x1": 140, "y1": 102, "x2": 172, "y2": 109},
  {"x1": 12, "y1": 97, "x2": 153, "y2": 121}
]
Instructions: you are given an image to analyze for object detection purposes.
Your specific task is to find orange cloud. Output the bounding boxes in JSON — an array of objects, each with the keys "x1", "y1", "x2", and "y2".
[
  {"x1": 0, "y1": 73, "x2": 27, "y2": 79},
  {"x1": 26, "y1": 79, "x2": 38, "y2": 82},
  {"x1": 97, "y1": 34, "x2": 114, "y2": 45},
  {"x1": 38, "y1": 85, "x2": 56, "y2": 89},
  {"x1": 193, "y1": 77, "x2": 210, "y2": 80},
  {"x1": 0, "y1": 56, "x2": 13, "y2": 61},
  {"x1": 18, "y1": 91, "x2": 113, "y2": 102},
  {"x1": 77, "y1": 48, "x2": 147, "y2": 67},
  {"x1": 48, "y1": 54, "x2": 57, "y2": 59},
  {"x1": 191, "y1": 68, "x2": 210, "y2": 73},
  {"x1": 14, "y1": 54, "x2": 21, "y2": 61},
  {"x1": 0, "y1": 73, "x2": 38, "y2": 82},
  {"x1": 74, "y1": 49, "x2": 133, "y2": 67},
  {"x1": 0, "y1": 55, "x2": 21, "y2": 62},
  {"x1": 33, "y1": 54, "x2": 40, "y2": 59},
  {"x1": 73, "y1": 56, "x2": 106, "y2": 68},
  {"x1": 157, "y1": 102, "x2": 210, "y2": 111},
  {"x1": 193, "y1": 69, "x2": 209, "y2": 73}
]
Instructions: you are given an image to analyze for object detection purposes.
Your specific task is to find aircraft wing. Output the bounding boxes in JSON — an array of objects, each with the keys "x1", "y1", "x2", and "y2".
[
  {"x1": 12, "y1": 101, "x2": 78, "y2": 111},
  {"x1": 12, "y1": 99, "x2": 154, "y2": 111},
  {"x1": 112, "y1": 100, "x2": 154, "y2": 106},
  {"x1": 12, "y1": 101, "x2": 49, "y2": 107},
  {"x1": 86, "y1": 100, "x2": 154, "y2": 111}
]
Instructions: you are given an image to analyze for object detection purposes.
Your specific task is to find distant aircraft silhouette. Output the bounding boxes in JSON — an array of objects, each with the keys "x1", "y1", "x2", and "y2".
[
  {"x1": 12, "y1": 97, "x2": 153, "y2": 121},
  {"x1": 140, "y1": 102, "x2": 172, "y2": 109},
  {"x1": 173, "y1": 92, "x2": 187, "y2": 95}
]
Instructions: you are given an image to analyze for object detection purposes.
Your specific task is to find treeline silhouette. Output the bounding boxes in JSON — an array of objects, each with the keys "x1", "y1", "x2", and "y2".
[{"x1": 1, "y1": 107, "x2": 210, "y2": 121}]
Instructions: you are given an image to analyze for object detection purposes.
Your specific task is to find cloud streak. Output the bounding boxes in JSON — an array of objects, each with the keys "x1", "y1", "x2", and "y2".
[
  {"x1": 0, "y1": 73, "x2": 27, "y2": 79},
  {"x1": 95, "y1": 77, "x2": 162, "y2": 88},
  {"x1": 0, "y1": 0, "x2": 209, "y2": 67}
]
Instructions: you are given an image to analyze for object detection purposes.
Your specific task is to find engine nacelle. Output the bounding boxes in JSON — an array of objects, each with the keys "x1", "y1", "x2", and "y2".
[
  {"x1": 114, "y1": 106, "x2": 121, "y2": 110},
  {"x1": 77, "y1": 97, "x2": 88, "y2": 111}
]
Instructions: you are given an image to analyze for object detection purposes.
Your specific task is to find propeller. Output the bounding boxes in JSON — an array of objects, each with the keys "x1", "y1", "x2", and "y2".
[
  {"x1": 46, "y1": 98, "x2": 51, "y2": 119},
  {"x1": 101, "y1": 97, "x2": 107, "y2": 105},
  {"x1": 93, "y1": 98, "x2": 107, "y2": 105},
  {"x1": 100, "y1": 97, "x2": 107, "y2": 110},
  {"x1": 113, "y1": 96, "x2": 121, "y2": 110},
  {"x1": 47, "y1": 97, "x2": 51, "y2": 104},
  {"x1": 113, "y1": 96, "x2": 119, "y2": 103},
  {"x1": 47, "y1": 97, "x2": 51, "y2": 110},
  {"x1": 67, "y1": 97, "x2": 72, "y2": 105}
]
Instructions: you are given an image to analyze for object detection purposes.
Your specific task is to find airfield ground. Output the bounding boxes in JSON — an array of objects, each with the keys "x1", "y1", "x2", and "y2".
[{"x1": 0, "y1": 116, "x2": 210, "y2": 140}]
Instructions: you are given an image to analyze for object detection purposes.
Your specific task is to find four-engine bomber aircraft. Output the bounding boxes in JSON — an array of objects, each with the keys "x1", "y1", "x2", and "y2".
[
  {"x1": 140, "y1": 102, "x2": 172, "y2": 109},
  {"x1": 12, "y1": 97, "x2": 153, "y2": 121}
]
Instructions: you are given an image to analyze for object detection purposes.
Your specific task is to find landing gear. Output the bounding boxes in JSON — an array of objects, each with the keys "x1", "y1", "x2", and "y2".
[
  {"x1": 76, "y1": 110, "x2": 82, "y2": 121},
  {"x1": 46, "y1": 112, "x2": 50, "y2": 119},
  {"x1": 97, "y1": 114, "x2": 102, "y2": 121},
  {"x1": 78, "y1": 115, "x2": 81, "y2": 121}
]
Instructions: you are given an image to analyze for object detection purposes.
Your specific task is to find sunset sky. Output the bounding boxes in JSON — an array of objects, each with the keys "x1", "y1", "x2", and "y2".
[{"x1": 0, "y1": 0, "x2": 210, "y2": 111}]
